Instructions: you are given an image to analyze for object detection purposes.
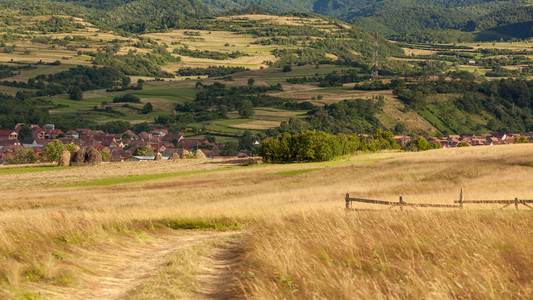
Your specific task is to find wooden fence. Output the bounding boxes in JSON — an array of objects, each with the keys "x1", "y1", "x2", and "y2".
[{"x1": 345, "y1": 189, "x2": 533, "y2": 210}]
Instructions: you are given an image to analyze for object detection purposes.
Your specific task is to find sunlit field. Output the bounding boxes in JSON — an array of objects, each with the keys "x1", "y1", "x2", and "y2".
[{"x1": 0, "y1": 144, "x2": 532, "y2": 298}]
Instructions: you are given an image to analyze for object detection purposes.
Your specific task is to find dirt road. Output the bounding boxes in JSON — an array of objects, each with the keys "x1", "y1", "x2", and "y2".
[{"x1": 39, "y1": 231, "x2": 242, "y2": 299}]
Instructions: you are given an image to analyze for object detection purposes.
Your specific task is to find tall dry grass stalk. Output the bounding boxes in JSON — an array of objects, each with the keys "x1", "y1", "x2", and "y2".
[
  {"x1": 242, "y1": 211, "x2": 533, "y2": 299},
  {"x1": 0, "y1": 144, "x2": 531, "y2": 296}
]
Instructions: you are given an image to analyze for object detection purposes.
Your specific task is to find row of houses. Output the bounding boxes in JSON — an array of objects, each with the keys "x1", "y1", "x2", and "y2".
[
  {"x1": 432, "y1": 133, "x2": 533, "y2": 148},
  {"x1": 0, "y1": 124, "x2": 250, "y2": 163},
  {"x1": 389, "y1": 133, "x2": 533, "y2": 148}
]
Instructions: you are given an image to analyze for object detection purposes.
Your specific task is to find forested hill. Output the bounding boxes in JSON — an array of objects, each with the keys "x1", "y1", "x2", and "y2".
[
  {"x1": 201, "y1": 0, "x2": 533, "y2": 40},
  {"x1": 1, "y1": 0, "x2": 209, "y2": 30},
  {"x1": 4, "y1": 0, "x2": 531, "y2": 40}
]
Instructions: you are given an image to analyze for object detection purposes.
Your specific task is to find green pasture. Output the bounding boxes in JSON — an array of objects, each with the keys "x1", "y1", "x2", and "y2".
[{"x1": 0, "y1": 166, "x2": 70, "y2": 175}]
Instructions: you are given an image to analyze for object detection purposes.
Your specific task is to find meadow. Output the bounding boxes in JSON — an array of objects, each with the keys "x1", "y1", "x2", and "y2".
[{"x1": 0, "y1": 144, "x2": 532, "y2": 298}]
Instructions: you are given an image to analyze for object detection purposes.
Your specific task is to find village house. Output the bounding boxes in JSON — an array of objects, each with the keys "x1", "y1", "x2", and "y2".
[
  {"x1": 0, "y1": 130, "x2": 18, "y2": 140},
  {"x1": 121, "y1": 130, "x2": 137, "y2": 140},
  {"x1": 162, "y1": 132, "x2": 184, "y2": 144},
  {"x1": 64, "y1": 130, "x2": 79, "y2": 139},
  {"x1": 0, "y1": 139, "x2": 22, "y2": 148}
]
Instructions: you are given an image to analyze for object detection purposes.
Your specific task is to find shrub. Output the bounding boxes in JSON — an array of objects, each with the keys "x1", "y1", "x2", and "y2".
[{"x1": 113, "y1": 94, "x2": 140, "y2": 103}]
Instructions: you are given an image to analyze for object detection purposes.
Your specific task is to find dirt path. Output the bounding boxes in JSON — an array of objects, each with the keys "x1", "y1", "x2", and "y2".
[
  {"x1": 196, "y1": 238, "x2": 246, "y2": 299},
  {"x1": 43, "y1": 231, "x2": 239, "y2": 300}
]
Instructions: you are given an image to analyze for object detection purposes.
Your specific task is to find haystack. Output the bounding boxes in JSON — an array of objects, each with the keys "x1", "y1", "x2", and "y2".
[
  {"x1": 154, "y1": 153, "x2": 163, "y2": 161},
  {"x1": 85, "y1": 147, "x2": 103, "y2": 164},
  {"x1": 168, "y1": 153, "x2": 180, "y2": 160},
  {"x1": 194, "y1": 149, "x2": 207, "y2": 159},
  {"x1": 57, "y1": 150, "x2": 71, "y2": 167},
  {"x1": 180, "y1": 149, "x2": 191, "y2": 159},
  {"x1": 70, "y1": 147, "x2": 86, "y2": 166}
]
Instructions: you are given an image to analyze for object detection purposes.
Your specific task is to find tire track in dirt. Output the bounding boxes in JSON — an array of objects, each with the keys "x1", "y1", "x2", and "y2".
[
  {"x1": 196, "y1": 238, "x2": 246, "y2": 300},
  {"x1": 43, "y1": 231, "x2": 236, "y2": 300}
]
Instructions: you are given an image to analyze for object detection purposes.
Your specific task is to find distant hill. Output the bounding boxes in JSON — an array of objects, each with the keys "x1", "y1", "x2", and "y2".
[
  {"x1": 0, "y1": 0, "x2": 209, "y2": 29},
  {"x1": 200, "y1": 0, "x2": 533, "y2": 40},
  {"x1": 467, "y1": 5, "x2": 533, "y2": 40}
]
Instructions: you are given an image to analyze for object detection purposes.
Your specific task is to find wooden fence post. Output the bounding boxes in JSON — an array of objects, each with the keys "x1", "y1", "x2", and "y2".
[
  {"x1": 399, "y1": 196, "x2": 404, "y2": 211},
  {"x1": 346, "y1": 193, "x2": 350, "y2": 210},
  {"x1": 515, "y1": 197, "x2": 519, "y2": 210},
  {"x1": 459, "y1": 188, "x2": 464, "y2": 209}
]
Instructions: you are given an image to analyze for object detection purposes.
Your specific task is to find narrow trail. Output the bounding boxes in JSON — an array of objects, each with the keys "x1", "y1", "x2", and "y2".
[
  {"x1": 42, "y1": 231, "x2": 240, "y2": 300},
  {"x1": 196, "y1": 239, "x2": 246, "y2": 299}
]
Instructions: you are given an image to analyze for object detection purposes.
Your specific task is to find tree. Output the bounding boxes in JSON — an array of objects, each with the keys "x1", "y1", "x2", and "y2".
[
  {"x1": 99, "y1": 150, "x2": 110, "y2": 162},
  {"x1": 18, "y1": 126, "x2": 33, "y2": 141},
  {"x1": 132, "y1": 122, "x2": 151, "y2": 134},
  {"x1": 220, "y1": 142, "x2": 238, "y2": 156},
  {"x1": 142, "y1": 102, "x2": 153, "y2": 114},
  {"x1": 4, "y1": 148, "x2": 38, "y2": 164},
  {"x1": 204, "y1": 135, "x2": 216, "y2": 143},
  {"x1": 122, "y1": 76, "x2": 131, "y2": 86},
  {"x1": 238, "y1": 99, "x2": 254, "y2": 118},
  {"x1": 239, "y1": 131, "x2": 254, "y2": 151},
  {"x1": 283, "y1": 65, "x2": 292, "y2": 72},
  {"x1": 43, "y1": 140, "x2": 65, "y2": 161},
  {"x1": 457, "y1": 141, "x2": 470, "y2": 147},
  {"x1": 247, "y1": 78, "x2": 255, "y2": 86},
  {"x1": 514, "y1": 136, "x2": 530, "y2": 143},
  {"x1": 113, "y1": 94, "x2": 140, "y2": 103},
  {"x1": 69, "y1": 86, "x2": 83, "y2": 100},
  {"x1": 134, "y1": 145, "x2": 154, "y2": 156}
]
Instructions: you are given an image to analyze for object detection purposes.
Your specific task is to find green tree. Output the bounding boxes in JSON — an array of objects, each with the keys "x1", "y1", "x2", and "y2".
[
  {"x1": 99, "y1": 150, "x2": 110, "y2": 162},
  {"x1": 18, "y1": 126, "x2": 33, "y2": 141},
  {"x1": 142, "y1": 102, "x2": 153, "y2": 114},
  {"x1": 122, "y1": 76, "x2": 131, "y2": 86},
  {"x1": 220, "y1": 142, "x2": 238, "y2": 156},
  {"x1": 4, "y1": 148, "x2": 38, "y2": 164},
  {"x1": 69, "y1": 86, "x2": 83, "y2": 100},
  {"x1": 64, "y1": 144, "x2": 78, "y2": 152},
  {"x1": 238, "y1": 99, "x2": 254, "y2": 118},
  {"x1": 134, "y1": 145, "x2": 154, "y2": 156},
  {"x1": 247, "y1": 78, "x2": 255, "y2": 86},
  {"x1": 514, "y1": 136, "x2": 530, "y2": 143},
  {"x1": 43, "y1": 140, "x2": 65, "y2": 161},
  {"x1": 457, "y1": 141, "x2": 470, "y2": 147}
]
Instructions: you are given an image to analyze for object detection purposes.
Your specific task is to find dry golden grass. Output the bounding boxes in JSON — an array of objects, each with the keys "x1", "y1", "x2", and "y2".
[
  {"x1": 229, "y1": 120, "x2": 282, "y2": 130},
  {"x1": 142, "y1": 29, "x2": 278, "y2": 69},
  {"x1": 0, "y1": 145, "x2": 532, "y2": 297},
  {"x1": 242, "y1": 211, "x2": 533, "y2": 299}
]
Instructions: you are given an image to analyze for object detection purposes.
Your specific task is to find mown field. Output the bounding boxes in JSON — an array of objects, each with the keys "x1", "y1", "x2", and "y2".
[{"x1": 0, "y1": 144, "x2": 532, "y2": 298}]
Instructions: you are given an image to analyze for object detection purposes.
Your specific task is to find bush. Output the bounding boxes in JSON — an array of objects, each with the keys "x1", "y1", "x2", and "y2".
[
  {"x1": 99, "y1": 150, "x2": 110, "y2": 162},
  {"x1": 43, "y1": 140, "x2": 66, "y2": 161},
  {"x1": 113, "y1": 94, "x2": 140, "y2": 103},
  {"x1": 134, "y1": 145, "x2": 154, "y2": 156},
  {"x1": 4, "y1": 148, "x2": 38, "y2": 164}
]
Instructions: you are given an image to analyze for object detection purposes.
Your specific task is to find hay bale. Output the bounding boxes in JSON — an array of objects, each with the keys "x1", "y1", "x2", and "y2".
[
  {"x1": 57, "y1": 150, "x2": 71, "y2": 167},
  {"x1": 70, "y1": 147, "x2": 86, "y2": 166},
  {"x1": 180, "y1": 149, "x2": 191, "y2": 159},
  {"x1": 154, "y1": 153, "x2": 163, "y2": 161},
  {"x1": 85, "y1": 147, "x2": 103, "y2": 164},
  {"x1": 168, "y1": 153, "x2": 180, "y2": 160},
  {"x1": 194, "y1": 149, "x2": 207, "y2": 159}
]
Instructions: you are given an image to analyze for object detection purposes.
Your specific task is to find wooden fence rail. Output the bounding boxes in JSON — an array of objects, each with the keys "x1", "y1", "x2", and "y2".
[{"x1": 345, "y1": 189, "x2": 533, "y2": 210}]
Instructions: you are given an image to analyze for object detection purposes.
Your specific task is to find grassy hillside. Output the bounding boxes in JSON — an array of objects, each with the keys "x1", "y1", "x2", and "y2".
[{"x1": 0, "y1": 144, "x2": 532, "y2": 297}]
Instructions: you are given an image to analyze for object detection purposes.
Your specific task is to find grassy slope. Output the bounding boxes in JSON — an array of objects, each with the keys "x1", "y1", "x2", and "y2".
[{"x1": 0, "y1": 145, "x2": 532, "y2": 297}]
